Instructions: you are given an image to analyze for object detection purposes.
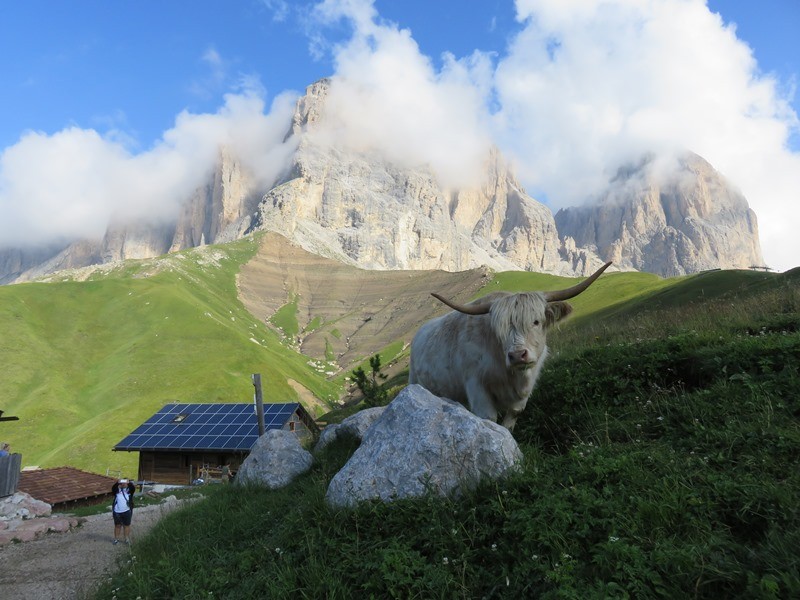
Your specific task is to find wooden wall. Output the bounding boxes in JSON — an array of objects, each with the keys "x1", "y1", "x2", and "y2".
[
  {"x1": 137, "y1": 451, "x2": 247, "y2": 486},
  {"x1": 0, "y1": 453, "x2": 21, "y2": 497}
]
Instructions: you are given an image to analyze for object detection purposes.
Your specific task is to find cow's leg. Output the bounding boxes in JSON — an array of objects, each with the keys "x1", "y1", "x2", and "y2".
[
  {"x1": 500, "y1": 399, "x2": 528, "y2": 431},
  {"x1": 465, "y1": 379, "x2": 498, "y2": 422}
]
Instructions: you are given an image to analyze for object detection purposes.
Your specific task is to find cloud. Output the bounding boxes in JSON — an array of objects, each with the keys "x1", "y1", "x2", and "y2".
[
  {"x1": 2, "y1": 0, "x2": 798, "y2": 273},
  {"x1": 493, "y1": 0, "x2": 800, "y2": 270},
  {"x1": 261, "y1": 0, "x2": 290, "y2": 22},
  {"x1": 0, "y1": 89, "x2": 297, "y2": 247},
  {"x1": 307, "y1": 0, "x2": 495, "y2": 188},
  {"x1": 307, "y1": 0, "x2": 800, "y2": 270}
]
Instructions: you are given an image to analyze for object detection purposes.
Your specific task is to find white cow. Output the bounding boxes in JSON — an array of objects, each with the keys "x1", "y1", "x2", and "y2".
[{"x1": 408, "y1": 262, "x2": 611, "y2": 430}]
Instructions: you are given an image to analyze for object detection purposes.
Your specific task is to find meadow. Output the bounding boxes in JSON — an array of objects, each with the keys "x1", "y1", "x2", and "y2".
[
  {"x1": 95, "y1": 266, "x2": 800, "y2": 598},
  {"x1": 0, "y1": 237, "x2": 340, "y2": 474}
]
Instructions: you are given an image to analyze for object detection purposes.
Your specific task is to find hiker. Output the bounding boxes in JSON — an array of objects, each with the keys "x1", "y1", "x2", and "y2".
[
  {"x1": 111, "y1": 478, "x2": 136, "y2": 544},
  {"x1": 0, "y1": 442, "x2": 9, "y2": 457}
]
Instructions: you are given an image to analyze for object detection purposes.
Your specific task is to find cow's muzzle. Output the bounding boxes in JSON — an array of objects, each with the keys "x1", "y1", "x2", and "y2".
[{"x1": 507, "y1": 349, "x2": 534, "y2": 370}]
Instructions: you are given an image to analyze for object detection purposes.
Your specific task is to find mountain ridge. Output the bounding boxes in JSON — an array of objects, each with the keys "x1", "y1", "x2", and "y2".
[{"x1": 0, "y1": 79, "x2": 764, "y2": 283}]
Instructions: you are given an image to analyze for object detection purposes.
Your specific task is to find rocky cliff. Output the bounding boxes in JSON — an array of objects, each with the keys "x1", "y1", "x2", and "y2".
[
  {"x1": 0, "y1": 79, "x2": 764, "y2": 283},
  {"x1": 554, "y1": 153, "x2": 763, "y2": 276},
  {"x1": 248, "y1": 79, "x2": 585, "y2": 274},
  {"x1": 5, "y1": 146, "x2": 259, "y2": 283}
]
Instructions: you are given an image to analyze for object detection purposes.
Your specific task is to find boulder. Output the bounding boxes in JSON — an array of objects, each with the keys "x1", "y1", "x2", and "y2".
[
  {"x1": 236, "y1": 430, "x2": 313, "y2": 490},
  {"x1": 0, "y1": 491, "x2": 51, "y2": 520},
  {"x1": 325, "y1": 385, "x2": 522, "y2": 508},
  {"x1": 314, "y1": 406, "x2": 387, "y2": 453}
]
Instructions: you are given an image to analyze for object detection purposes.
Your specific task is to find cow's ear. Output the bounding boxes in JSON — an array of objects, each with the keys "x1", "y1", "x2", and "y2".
[{"x1": 545, "y1": 301, "x2": 573, "y2": 326}]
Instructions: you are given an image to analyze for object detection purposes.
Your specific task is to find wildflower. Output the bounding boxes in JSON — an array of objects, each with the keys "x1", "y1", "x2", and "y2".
[
  {"x1": 657, "y1": 416, "x2": 664, "y2": 421},
  {"x1": 128, "y1": 572, "x2": 133, "y2": 577},
  {"x1": 442, "y1": 557, "x2": 449, "y2": 565},
  {"x1": 609, "y1": 536, "x2": 619, "y2": 543},
  {"x1": 491, "y1": 543, "x2": 498, "y2": 551},
  {"x1": 532, "y1": 554, "x2": 539, "y2": 560},
  {"x1": 502, "y1": 490, "x2": 508, "y2": 496}
]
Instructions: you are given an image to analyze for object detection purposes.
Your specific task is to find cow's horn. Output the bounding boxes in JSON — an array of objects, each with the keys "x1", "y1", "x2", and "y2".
[
  {"x1": 543, "y1": 261, "x2": 613, "y2": 302},
  {"x1": 431, "y1": 293, "x2": 492, "y2": 315}
]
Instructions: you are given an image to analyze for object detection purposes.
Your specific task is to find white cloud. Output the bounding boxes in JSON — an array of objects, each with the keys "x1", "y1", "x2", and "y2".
[
  {"x1": 261, "y1": 0, "x2": 290, "y2": 23},
  {"x1": 305, "y1": 0, "x2": 800, "y2": 271},
  {"x1": 0, "y1": 90, "x2": 297, "y2": 247},
  {"x1": 493, "y1": 0, "x2": 800, "y2": 270},
  {"x1": 308, "y1": 0, "x2": 495, "y2": 188},
  {"x1": 2, "y1": 0, "x2": 798, "y2": 273}
]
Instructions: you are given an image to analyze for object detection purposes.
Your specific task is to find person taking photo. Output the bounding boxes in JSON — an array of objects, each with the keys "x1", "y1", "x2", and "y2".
[{"x1": 111, "y1": 478, "x2": 135, "y2": 544}]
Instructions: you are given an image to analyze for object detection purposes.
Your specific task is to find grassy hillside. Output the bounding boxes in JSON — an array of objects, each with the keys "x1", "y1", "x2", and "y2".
[
  {"x1": 0, "y1": 237, "x2": 340, "y2": 475},
  {"x1": 96, "y1": 266, "x2": 800, "y2": 599},
  {"x1": 3, "y1": 228, "x2": 792, "y2": 490}
]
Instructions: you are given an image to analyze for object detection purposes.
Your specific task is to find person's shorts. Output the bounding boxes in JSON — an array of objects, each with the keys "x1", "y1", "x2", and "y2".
[{"x1": 113, "y1": 510, "x2": 132, "y2": 526}]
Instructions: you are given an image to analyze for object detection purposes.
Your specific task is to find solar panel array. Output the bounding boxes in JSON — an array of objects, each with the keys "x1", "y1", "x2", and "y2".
[{"x1": 114, "y1": 402, "x2": 299, "y2": 452}]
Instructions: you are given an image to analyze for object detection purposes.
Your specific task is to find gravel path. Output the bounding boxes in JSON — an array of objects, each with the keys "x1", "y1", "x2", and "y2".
[{"x1": 0, "y1": 501, "x2": 186, "y2": 600}]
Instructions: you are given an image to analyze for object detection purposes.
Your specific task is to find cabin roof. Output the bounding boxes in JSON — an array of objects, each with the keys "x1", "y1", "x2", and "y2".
[
  {"x1": 18, "y1": 466, "x2": 116, "y2": 506},
  {"x1": 114, "y1": 402, "x2": 301, "y2": 453}
]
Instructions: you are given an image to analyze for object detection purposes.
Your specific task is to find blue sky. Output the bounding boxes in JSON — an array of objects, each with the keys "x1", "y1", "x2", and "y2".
[{"x1": 1, "y1": 0, "x2": 799, "y2": 270}]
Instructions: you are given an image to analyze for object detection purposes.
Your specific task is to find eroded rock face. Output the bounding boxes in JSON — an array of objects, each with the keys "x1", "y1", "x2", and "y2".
[
  {"x1": 235, "y1": 430, "x2": 313, "y2": 490},
  {"x1": 0, "y1": 81, "x2": 765, "y2": 284},
  {"x1": 555, "y1": 153, "x2": 763, "y2": 277},
  {"x1": 325, "y1": 385, "x2": 522, "y2": 508},
  {"x1": 6, "y1": 147, "x2": 260, "y2": 283},
  {"x1": 249, "y1": 79, "x2": 578, "y2": 275}
]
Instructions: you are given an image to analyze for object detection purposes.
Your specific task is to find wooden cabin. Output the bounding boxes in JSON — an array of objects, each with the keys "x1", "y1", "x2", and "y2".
[{"x1": 114, "y1": 402, "x2": 317, "y2": 485}]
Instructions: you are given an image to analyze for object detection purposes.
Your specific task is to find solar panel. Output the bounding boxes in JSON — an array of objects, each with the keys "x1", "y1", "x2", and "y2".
[{"x1": 114, "y1": 402, "x2": 300, "y2": 452}]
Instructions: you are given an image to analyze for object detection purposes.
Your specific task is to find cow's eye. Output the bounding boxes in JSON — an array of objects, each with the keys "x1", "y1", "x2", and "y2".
[{"x1": 533, "y1": 320, "x2": 540, "y2": 326}]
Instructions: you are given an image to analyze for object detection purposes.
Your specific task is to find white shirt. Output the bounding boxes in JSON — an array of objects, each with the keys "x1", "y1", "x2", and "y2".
[{"x1": 113, "y1": 489, "x2": 131, "y2": 513}]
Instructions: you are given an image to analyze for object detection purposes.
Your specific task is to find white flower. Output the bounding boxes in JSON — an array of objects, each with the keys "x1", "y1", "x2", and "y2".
[
  {"x1": 609, "y1": 536, "x2": 619, "y2": 543},
  {"x1": 442, "y1": 557, "x2": 449, "y2": 565},
  {"x1": 491, "y1": 543, "x2": 498, "y2": 551}
]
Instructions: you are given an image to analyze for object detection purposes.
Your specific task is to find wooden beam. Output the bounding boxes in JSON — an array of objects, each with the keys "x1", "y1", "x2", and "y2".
[{"x1": 252, "y1": 374, "x2": 265, "y2": 436}]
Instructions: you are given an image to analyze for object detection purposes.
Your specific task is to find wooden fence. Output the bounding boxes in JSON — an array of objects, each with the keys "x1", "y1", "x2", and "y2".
[{"x1": 0, "y1": 453, "x2": 22, "y2": 497}]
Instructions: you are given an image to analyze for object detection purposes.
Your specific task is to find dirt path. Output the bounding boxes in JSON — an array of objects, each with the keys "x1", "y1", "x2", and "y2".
[{"x1": 0, "y1": 501, "x2": 187, "y2": 600}]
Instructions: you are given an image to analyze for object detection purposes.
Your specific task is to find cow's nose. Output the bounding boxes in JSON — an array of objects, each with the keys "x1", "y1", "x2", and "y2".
[{"x1": 508, "y1": 349, "x2": 529, "y2": 364}]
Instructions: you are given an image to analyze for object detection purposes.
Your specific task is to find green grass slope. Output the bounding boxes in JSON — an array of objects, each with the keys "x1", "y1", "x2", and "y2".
[
  {"x1": 0, "y1": 237, "x2": 340, "y2": 475},
  {"x1": 97, "y1": 265, "x2": 800, "y2": 599}
]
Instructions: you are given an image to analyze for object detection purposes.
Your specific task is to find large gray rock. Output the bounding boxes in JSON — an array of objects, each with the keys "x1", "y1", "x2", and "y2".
[
  {"x1": 235, "y1": 430, "x2": 313, "y2": 490},
  {"x1": 314, "y1": 406, "x2": 387, "y2": 453},
  {"x1": 325, "y1": 385, "x2": 522, "y2": 508},
  {"x1": 555, "y1": 152, "x2": 763, "y2": 277},
  {"x1": 250, "y1": 79, "x2": 577, "y2": 275}
]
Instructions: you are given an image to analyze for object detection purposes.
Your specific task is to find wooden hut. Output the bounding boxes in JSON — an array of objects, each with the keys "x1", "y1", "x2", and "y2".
[{"x1": 114, "y1": 402, "x2": 317, "y2": 485}]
